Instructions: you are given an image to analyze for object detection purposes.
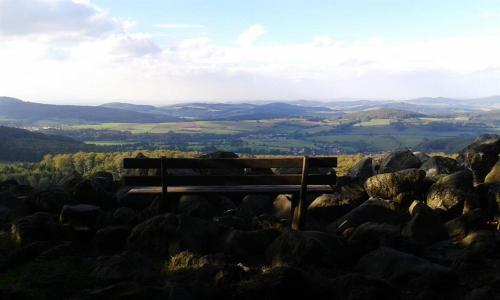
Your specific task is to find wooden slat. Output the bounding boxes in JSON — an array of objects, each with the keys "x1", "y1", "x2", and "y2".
[
  {"x1": 123, "y1": 157, "x2": 336, "y2": 169},
  {"x1": 128, "y1": 185, "x2": 335, "y2": 194},
  {"x1": 124, "y1": 174, "x2": 336, "y2": 187}
]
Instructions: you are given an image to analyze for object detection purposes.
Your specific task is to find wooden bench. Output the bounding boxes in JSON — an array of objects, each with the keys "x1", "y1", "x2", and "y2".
[{"x1": 123, "y1": 156, "x2": 337, "y2": 229}]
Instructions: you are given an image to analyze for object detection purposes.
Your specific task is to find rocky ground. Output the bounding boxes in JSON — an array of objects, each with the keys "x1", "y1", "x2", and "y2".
[{"x1": 1, "y1": 135, "x2": 500, "y2": 300}]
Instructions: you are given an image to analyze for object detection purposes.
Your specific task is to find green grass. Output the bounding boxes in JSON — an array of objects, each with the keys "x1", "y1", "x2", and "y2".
[
  {"x1": 84, "y1": 140, "x2": 137, "y2": 146},
  {"x1": 0, "y1": 256, "x2": 93, "y2": 299},
  {"x1": 355, "y1": 119, "x2": 392, "y2": 127}
]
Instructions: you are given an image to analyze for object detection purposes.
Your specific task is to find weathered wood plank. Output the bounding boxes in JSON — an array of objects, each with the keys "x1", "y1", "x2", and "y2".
[
  {"x1": 127, "y1": 185, "x2": 335, "y2": 194},
  {"x1": 123, "y1": 157, "x2": 337, "y2": 169},
  {"x1": 124, "y1": 174, "x2": 336, "y2": 186}
]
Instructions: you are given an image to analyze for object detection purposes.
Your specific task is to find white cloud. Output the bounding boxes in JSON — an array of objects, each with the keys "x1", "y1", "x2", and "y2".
[
  {"x1": 481, "y1": 11, "x2": 500, "y2": 21},
  {"x1": 1, "y1": 1, "x2": 500, "y2": 103},
  {"x1": 236, "y1": 24, "x2": 267, "y2": 47},
  {"x1": 155, "y1": 23, "x2": 204, "y2": 29},
  {"x1": 110, "y1": 34, "x2": 161, "y2": 57},
  {"x1": 312, "y1": 36, "x2": 335, "y2": 47},
  {"x1": 0, "y1": 0, "x2": 124, "y2": 38}
]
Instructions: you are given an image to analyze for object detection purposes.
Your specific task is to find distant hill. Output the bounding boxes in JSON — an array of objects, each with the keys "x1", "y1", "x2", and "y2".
[
  {"x1": 100, "y1": 102, "x2": 170, "y2": 115},
  {"x1": 0, "y1": 97, "x2": 179, "y2": 125},
  {"x1": 0, "y1": 126, "x2": 108, "y2": 162},
  {"x1": 160, "y1": 102, "x2": 336, "y2": 120},
  {"x1": 414, "y1": 135, "x2": 476, "y2": 153},
  {"x1": 1, "y1": 97, "x2": 337, "y2": 124},
  {"x1": 322, "y1": 97, "x2": 500, "y2": 115},
  {"x1": 2, "y1": 96, "x2": 499, "y2": 126},
  {"x1": 470, "y1": 109, "x2": 500, "y2": 122},
  {"x1": 343, "y1": 108, "x2": 426, "y2": 121}
]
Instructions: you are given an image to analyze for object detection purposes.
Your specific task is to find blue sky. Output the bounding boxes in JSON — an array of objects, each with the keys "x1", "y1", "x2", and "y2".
[
  {"x1": 92, "y1": 0, "x2": 500, "y2": 43},
  {"x1": 1, "y1": 0, "x2": 500, "y2": 104}
]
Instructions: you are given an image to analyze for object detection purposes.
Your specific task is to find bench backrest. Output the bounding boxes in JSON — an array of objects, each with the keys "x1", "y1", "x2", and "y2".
[{"x1": 123, "y1": 156, "x2": 337, "y2": 187}]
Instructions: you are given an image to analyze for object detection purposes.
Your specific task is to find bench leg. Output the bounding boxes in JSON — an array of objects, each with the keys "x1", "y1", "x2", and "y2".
[
  {"x1": 158, "y1": 191, "x2": 168, "y2": 214},
  {"x1": 290, "y1": 193, "x2": 301, "y2": 230},
  {"x1": 291, "y1": 192, "x2": 307, "y2": 230},
  {"x1": 291, "y1": 156, "x2": 309, "y2": 230}
]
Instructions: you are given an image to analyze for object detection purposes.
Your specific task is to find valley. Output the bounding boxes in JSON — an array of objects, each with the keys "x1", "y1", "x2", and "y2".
[{"x1": 1, "y1": 96, "x2": 499, "y2": 158}]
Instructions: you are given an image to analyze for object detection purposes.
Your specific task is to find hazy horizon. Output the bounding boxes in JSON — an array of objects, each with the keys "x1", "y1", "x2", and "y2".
[
  {"x1": 2, "y1": 0, "x2": 500, "y2": 104},
  {"x1": 3, "y1": 94, "x2": 500, "y2": 106}
]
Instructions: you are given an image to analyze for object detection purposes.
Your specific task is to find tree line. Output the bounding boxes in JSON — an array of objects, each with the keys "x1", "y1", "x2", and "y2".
[{"x1": 0, "y1": 150, "x2": 200, "y2": 188}]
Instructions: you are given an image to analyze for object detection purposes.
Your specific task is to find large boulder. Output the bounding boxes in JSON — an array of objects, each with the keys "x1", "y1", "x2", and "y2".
[
  {"x1": 413, "y1": 151, "x2": 430, "y2": 163},
  {"x1": 402, "y1": 201, "x2": 449, "y2": 246},
  {"x1": 328, "y1": 273, "x2": 401, "y2": 300},
  {"x1": 86, "y1": 282, "x2": 169, "y2": 300},
  {"x1": 422, "y1": 239, "x2": 468, "y2": 267},
  {"x1": 266, "y1": 230, "x2": 350, "y2": 268},
  {"x1": 92, "y1": 251, "x2": 159, "y2": 284},
  {"x1": 33, "y1": 187, "x2": 76, "y2": 214},
  {"x1": 460, "y1": 230, "x2": 498, "y2": 257},
  {"x1": 94, "y1": 226, "x2": 131, "y2": 255},
  {"x1": 10, "y1": 212, "x2": 63, "y2": 245},
  {"x1": 307, "y1": 176, "x2": 368, "y2": 224},
  {"x1": 111, "y1": 207, "x2": 139, "y2": 227},
  {"x1": 178, "y1": 195, "x2": 236, "y2": 220},
  {"x1": 127, "y1": 214, "x2": 228, "y2": 257},
  {"x1": 426, "y1": 170, "x2": 479, "y2": 218},
  {"x1": 72, "y1": 179, "x2": 114, "y2": 209},
  {"x1": 115, "y1": 187, "x2": 156, "y2": 210},
  {"x1": 57, "y1": 170, "x2": 83, "y2": 189},
  {"x1": 307, "y1": 193, "x2": 355, "y2": 225},
  {"x1": 0, "y1": 206, "x2": 12, "y2": 229},
  {"x1": 60, "y1": 204, "x2": 105, "y2": 232},
  {"x1": 487, "y1": 183, "x2": 500, "y2": 216},
  {"x1": 485, "y1": 158, "x2": 500, "y2": 183},
  {"x1": 224, "y1": 228, "x2": 281, "y2": 263},
  {"x1": 348, "y1": 222, "x2": 410, "y2": 255},
  {"x1": 347, "y1": 157, "x2": 374, "y2": 181},
  {"x1": 0, "y1": 179, "x2": 19, "y2": 192},
  {"x1": 273, "y1": 194, "x2": 292, "y2": 220},
  {"x1": 419, "y1": 156, "x2": 462, "y2": 178},
  {"x1": 445, "y1": 208, "x2": 486, "y2": 240},
  {"x1": 364, "y1": 169, "x2": 426, "y2": 206},
  {"x1": 0, "y1": 191, "x2": 24, "y2": 210},
  {"x1": 127, "y1": 213, "x2": 176, "y2": 257},
  {"x1": 327, "y1": 198, "x2": 408, "y2": 236},
  {"x1": 237, "y1": 194, "x2": 273, "y2": 218},
  {"x1": 356, "y1": 247, "x2": 456, "y2": 289},
  {"x1": 458, "y1": 134, "x2": 500, "y2": 184},
  {"x1": 198, "y1": 151, "x2": 243, "y2": 176},
  {"x1": 93, "y1": 171, "x2": 115, "y2": 191},
  {"x1": 378, "y1": 150, "x2": 422, "y2": 174},
  {"x1": 233, "y1": 267, "x2": 316, "y2": 300}
]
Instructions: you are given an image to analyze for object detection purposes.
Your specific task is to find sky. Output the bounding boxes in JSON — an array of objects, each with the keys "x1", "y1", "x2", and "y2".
[{"x1": 1, "y1": 0, "x2": 500, "y2": 104}]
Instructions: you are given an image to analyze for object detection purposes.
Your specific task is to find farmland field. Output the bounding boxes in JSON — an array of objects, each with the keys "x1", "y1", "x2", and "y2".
[{"x1": 61, "y1": 114, "x2": 500, "y2": 155}]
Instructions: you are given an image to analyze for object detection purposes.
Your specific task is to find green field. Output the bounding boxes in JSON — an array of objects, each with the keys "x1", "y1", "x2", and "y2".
[
  {"x1": 72, "y1": 120, "x2": 285, "y2": 135},
  {"x1": 66, "y1": 115, "x2": 500, "y2": 154},
  {"x1": 84, "y1": 141, "x2": 138, "y2": 146},
  {"x1": 355, "y1": 118, "x2": 392, "y2": 127}
]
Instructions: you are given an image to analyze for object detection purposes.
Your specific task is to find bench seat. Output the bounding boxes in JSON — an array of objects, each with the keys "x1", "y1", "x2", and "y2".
[{"x1": 128, "y1": 184, "x2": 336, "y2": 194}]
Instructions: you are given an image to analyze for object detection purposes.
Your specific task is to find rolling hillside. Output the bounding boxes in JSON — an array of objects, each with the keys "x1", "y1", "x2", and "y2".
[
  {"x1": 0, "y1": 126, "x2": 108, "y2": 162},
  {"x1": 159, "y1": 102, "x2": 336, "y2": 120},
  {"x1": 0, "y1": 97, "x2": 179, "y2": 125},
  {"x1": 343, "y1": 108, "x2": 427, "y2": 121}
]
